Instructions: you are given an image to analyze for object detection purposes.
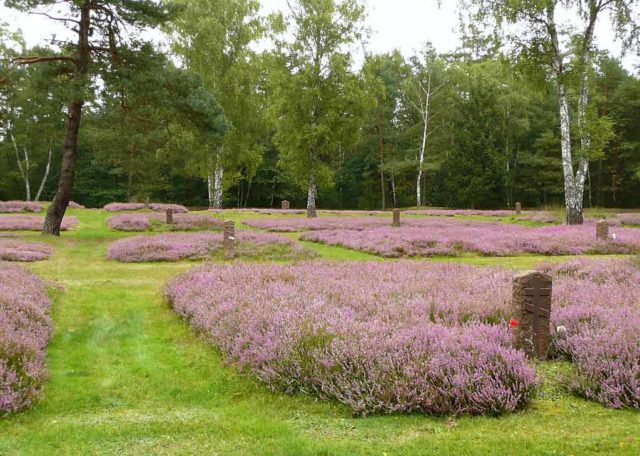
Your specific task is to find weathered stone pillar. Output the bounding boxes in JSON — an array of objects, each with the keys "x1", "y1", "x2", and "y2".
[
  {"x1": 512, "y1": 271, "x2": 552, "y2": 359},
  {"x1": 596, "y1": 220, "x2": 609, "y2": 241},
  {"x1": 282, "y1": 200, "x2": 290, "y2": 210},
  {"x1": 392, "y1": 209, "x2": 401, "y2": 227},
  {"x1": 166, "y1": 208, "x2": 174, "y2": 225},
  {"x1": 223, "y1": 220, "x2": 235, "y2": 259},
  {"x1": 515, "y1": 202, "x2": 522, "y2": 215}
]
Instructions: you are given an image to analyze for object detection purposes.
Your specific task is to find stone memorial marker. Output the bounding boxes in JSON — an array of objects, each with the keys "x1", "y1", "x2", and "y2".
[
  {"x1": 596, "y1": 220, "x2": 609, "y2": 241},
  {"x1": 282, "y1": 200, "x2": 290, "y2": 210},
  {"x1": 166, "y1": 208, "x2": 174, "y2": 225},
  {"x1": 392, "y1": 209, "x2": 401, "y2": 227},
  {"x1": 223, "y1": 220, "x2": 235, "y2": 259},
  {"x1": 515, "y1": 202, "x2": 522, "y2": 215},
  {"x1": 512, "y1": 271, "x2": 552, "y2": 359}
]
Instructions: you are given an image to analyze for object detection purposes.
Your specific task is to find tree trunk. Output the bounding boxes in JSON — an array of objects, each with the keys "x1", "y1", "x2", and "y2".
[
  {"x1": 10, "y1": 130, "x2": 30, "y2": 201},
  {"x1": 34, "y1": 147, "x2": 53, "y2": 202},
  {"x1": 391, "y1": 174, "x2": 397, "y2": 208},
  {"x1": 415, "y1": 76, "x2": 431, "y2": 207},
  {"x1": 307, "y1": 174, "x2": 317, "y2": 218},
  {"x1": 43, "y1": 3, "x2": 90, "y2": 235},
  {"x1": 211, "y1": 146, "x2": 224, "y2": 209},
  {"x1": 558, "y1": 83, "x2": 584, "y2": 225},
  {"x1": 377, "y1": 110, "x2": 386, "y2": 211}
]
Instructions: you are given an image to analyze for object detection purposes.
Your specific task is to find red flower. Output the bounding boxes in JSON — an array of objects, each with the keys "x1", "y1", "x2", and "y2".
[{"x1": 509, "y1": 319, "x2": 519, "y2": 328}]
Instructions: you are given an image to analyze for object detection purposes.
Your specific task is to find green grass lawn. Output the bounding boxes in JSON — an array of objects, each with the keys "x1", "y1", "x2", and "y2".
[{"x1": 0, "y1": 209, "x2": 638, "y2": 455}]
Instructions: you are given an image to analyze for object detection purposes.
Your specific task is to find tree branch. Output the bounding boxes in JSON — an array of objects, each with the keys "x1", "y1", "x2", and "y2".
[
  {"x1": 12, "y1": 56, "x2": 77, "y2": 65},
  {"x1": 30, "y1": 11, "x2": 80, "y2": 24}
]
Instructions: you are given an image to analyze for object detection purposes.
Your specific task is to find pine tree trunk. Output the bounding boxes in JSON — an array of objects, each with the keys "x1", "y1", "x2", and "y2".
[{"x1": 43, "y1": 3, "x2": 90, "y2": 235}]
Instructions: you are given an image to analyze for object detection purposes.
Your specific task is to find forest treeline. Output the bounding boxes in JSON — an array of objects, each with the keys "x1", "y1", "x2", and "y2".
[{"x1": 1, "y1": 0, "x2": 639, "y2": 217}]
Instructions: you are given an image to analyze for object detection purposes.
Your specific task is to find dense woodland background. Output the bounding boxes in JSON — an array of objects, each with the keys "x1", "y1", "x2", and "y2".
[{"x1": 1, "y1": 0, "x2": 639, "y2": 210}]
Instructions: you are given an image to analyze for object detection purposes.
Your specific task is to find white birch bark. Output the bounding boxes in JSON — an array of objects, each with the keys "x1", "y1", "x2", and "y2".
[
  {"x1": 213, "y1": 147, "x2": 224, "y2": 209},
  {"x1": 34, "y1": 147, "x2": 53, "y2": 202},
  {"x1": 545, "y1": 2, "x2": 600, "y2": 224},
  {"x1": 407, "y1": 73, "x2": 433, "y2": 207},
  {"x1": 307, "y1": 174, "x2": 317, "y2": 218},
  {"x1": 10, "y1": 129, "x2": 31, "y2": 201}
]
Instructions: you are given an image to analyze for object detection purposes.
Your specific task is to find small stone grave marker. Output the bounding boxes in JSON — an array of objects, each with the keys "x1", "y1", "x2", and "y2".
[
  {"x1": 392, "y1": 209, "x2": 401, "y2": 227},
  {"x1": 596, "y1": 220, "x2": 609, "y2": 241},
  {"x1": 515, "y1": 202, "x2": 522, "y2": 215},
  {"x1": 166, "y1": 208, "x2": 174, "y2": 225},
  {"x1": 282, "y1": 200, "x2": 290, "y2": 210},
  {"x1": 223, "y1": 220, "x2": 235, "y2": 259},
  {"x1": 512, "y1": 271, "x2": 552, "y2": 359}
]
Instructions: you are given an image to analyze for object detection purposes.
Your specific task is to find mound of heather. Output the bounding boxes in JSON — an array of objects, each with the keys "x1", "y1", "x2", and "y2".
[
  {"x1": 0, "y1": 240, "x2": 53, "y2": 262},
  {"x1": 165, "y1": 262, "x2": 536, "y2": 416},
  {"x1": 108, "y1": 213, "x2": 223, "y2": 232},
  {"x1": 542, "y1": 259, "x2": 640, "y2": 409},
  {"x1": 0, "y1": 263, "x2": 52, "y2": 415},
  {"x1": 0, "y1": 201, "x2": 43, "y2": 213},
  {"x1": 107, "y1": 231, "x2": 314, "y2": 262},
  {"x1": 0, "y1": 215, "x2": 78, "y2": 232},
  {"x1": 103, "y1": 202, "x2": 188, "y2": 213},
  {"x1": 300, "y1": 222, "x2": 640, "y2": 257}
]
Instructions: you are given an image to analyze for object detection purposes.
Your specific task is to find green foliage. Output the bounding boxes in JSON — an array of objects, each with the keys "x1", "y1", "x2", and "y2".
[{"x1": 269, "y1": 0, "x2": 368, "y2": 199}]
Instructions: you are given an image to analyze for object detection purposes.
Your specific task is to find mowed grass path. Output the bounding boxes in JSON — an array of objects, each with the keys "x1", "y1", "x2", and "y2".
[{"x1": 0, "y1": 210, "x2": 638, "y2": 455}]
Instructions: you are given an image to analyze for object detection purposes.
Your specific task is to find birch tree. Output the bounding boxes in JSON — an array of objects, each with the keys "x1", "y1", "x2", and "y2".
[
  {"x1": 169, "y1": 0, "x2": 265, "y2": 209},
  {"x1": 462, "y1": 0, "x2": 639, "y2": 223},
  {"x1": 402, "y1": 48, "x2": 445, "y2": 207},
  {"x1": 0, "y1": 32, "x2": 64, "y2": 202},
  {"x1": 270, "y1": 0, "x2": 366, "y2": 217}
]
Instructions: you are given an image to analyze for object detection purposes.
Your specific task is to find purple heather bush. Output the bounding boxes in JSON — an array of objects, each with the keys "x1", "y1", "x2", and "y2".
[
  {"x1": 149, "y1": 203, "x2": 188, "y2": 213},
  {"x1": 616, "y1": 213, "x2": 640, "y2": 226},
  {"x1": 108, "y1": 213, "x2": 223, "y2": 232},
  {"x1": 0, "y1": 201, "x2": 43, "y2": 213},
  {"x1": 107, "y1": 231, "x2": 313, "y2": 262},
  {"x1": 0, "y1": 215, "x2": 78, "y2": 231},
  {"x1": 0, "y1": 263, "x2": 52, "y2": 415},
  {"x1": 541, "y1": 259, "x2": 640, "y2": 409},
  {"x1": 300, "y1": 221, "x2": 640, "y2": 257},
  {"x1": 0, "y1": 240, "x2": 53, "y2": 262},
  {"x1": 104, "y1": 202, "x2": 188, "y2": 213},
  {"x1": 103, "y1": 202, "x2": 147, "y2": 212},
  {"x1": 166, "y1": 259, "x2": 640, "y2": 412},
  {"x1": 67, "y1": 201, "x2": 85, "y2": 209},
  {"x1": 404, "y1": 209, "x2": 516, "y2": 217},
  {"x1": 107, "y1": 214, "x2": 151, "y2": 231},
  {"x1": 165, "y1": 262, "x2": 536, "y2": 416},
  {"x1": 243, "y1": 216, "x2": 423, "y2": 232}
]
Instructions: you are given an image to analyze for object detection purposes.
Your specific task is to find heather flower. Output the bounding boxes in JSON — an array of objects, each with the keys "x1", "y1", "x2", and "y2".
[
  {"x1": 107, "y1": 231, "x2": 314, "y2": 262},
  {"x1": 165, "y1": 262, "x2": 537, "y2": 416},
  {"x1": 300, "y1": 222, "x2": 640, "y2": 257},
  {"x1": 541, "y1": 258, "x2": 640, "y2": 409},
  {"x1": 404, "y1": 209, "x2": 515, "y2": 217},
  {"x1": 103, "y1": 202, "x2": 147, "y2": 212},
  {"x1": 0, "y1": 215, "x2": 78, "y2": 231},
  {"x1": 0, "y1": 263, "x2": 52, "y2": 415},
  {"x1": 0, "y1": 240, "x2": 53, "y2": 262},
  {"x1": 0, "y1": 201, "x2": 43, "y2": 213},
  {"x1": 149, "y1": 203, "x2": 188, "y2": 213},
  {"x1": 108, "y1": 213, "x2": 224, "y2": 232}
]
